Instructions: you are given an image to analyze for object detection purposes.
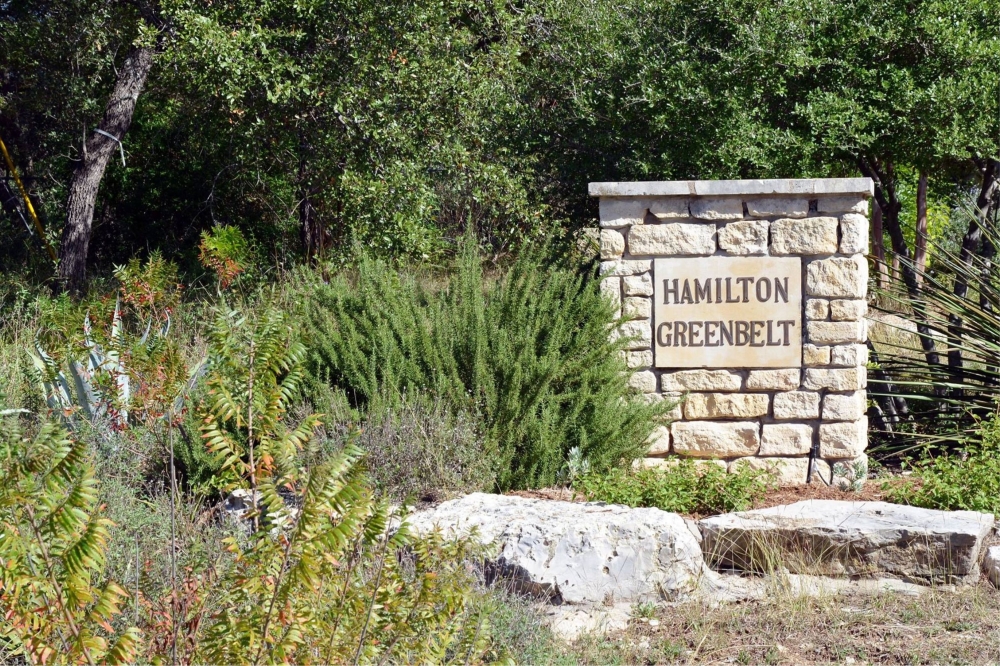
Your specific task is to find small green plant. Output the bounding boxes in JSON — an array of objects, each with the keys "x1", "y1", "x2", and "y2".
[
  {"x1": 884, "y1": 413, "x2": 1000, "y2": 515},
  {"x1": 833, "y1": 458, "x2": 868, "y2": 492},
  {"x1": 573, "y1": 458, "x2": 773, "y2": 515},
  {"x1": 632, "y1": 601, "x2": 657, "y2": 619},
  {"x1": 199, "y1": 225, "x2": 253, "y2": 289},
  {"x1": 0, "y1": 417, "x2": 139, "y2": 664},
  {"x1": 559, "y1": 445, "x2": 591, "y2": 486}
]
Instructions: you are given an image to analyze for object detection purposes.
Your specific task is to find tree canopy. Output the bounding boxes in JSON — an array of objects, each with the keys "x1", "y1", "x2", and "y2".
[{"x1": 1, "y1": 0, "x2": 997, "y2": 284}]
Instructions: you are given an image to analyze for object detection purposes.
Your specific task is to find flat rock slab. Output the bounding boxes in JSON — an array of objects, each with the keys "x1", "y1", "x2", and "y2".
[
  {"x1": 407, "y1": 493, "x2": 704, "y2": 605},
  {"x1": 984, "y1": 545, "x2": 1000, "y2": 588},
  {"x1": 699, "y1": 500, "x2": 994, "y2": 583}
]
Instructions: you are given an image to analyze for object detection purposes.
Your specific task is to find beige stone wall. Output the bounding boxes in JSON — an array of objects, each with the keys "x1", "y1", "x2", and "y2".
[{"x1": 591, "y1": 179, "x2": 872, "y2": 486}]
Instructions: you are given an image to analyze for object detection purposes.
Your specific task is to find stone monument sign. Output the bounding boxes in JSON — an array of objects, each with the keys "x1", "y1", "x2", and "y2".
[
  {"x1": 653, "y1": 257, "x2": 802, "y2": 368},
  {"x1": 590, "y1": 178, "x2": 872, "y2": 486}
]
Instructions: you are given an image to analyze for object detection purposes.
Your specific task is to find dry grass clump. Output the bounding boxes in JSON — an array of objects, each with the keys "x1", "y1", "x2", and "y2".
[{"x1": 565, "y1": 585, "x2": 1000, "y2": 664}]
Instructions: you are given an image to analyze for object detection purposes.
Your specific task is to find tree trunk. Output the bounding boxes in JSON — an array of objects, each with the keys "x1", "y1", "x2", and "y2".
[
  {"x1": 857, "y1": 156, "x2": 942, "y2": 369},
  {"x1": 58, "y1": 45, "x2": 155, "y2": 292},
  {"x1": 914, "y1": 171, "x2": 928, "y2": 283},
  {"x1": 872, "y1": 200, "x2": 888, "y2": 289},
  {"x1": 948, "y1": 158, "x2": 1000, "y2": 393}
]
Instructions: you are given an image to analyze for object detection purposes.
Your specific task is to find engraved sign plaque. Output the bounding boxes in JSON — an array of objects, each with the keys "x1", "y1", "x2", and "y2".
[{"x1": 653, "y1": 257, "x2": 802, "y2": 368}]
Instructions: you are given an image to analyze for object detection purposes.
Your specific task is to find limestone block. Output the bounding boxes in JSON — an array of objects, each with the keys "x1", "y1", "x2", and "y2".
[
  {"x1": 746, "y1": 369, "x2": 800, "y2": 391},
  {"x1": 819, "y1": 417, "x2": 868, "y2": 459},
  {"x1": 803, "y1": 367, "x2": 866, "y2": 391},
  {"x1": 623, "y1": 273, "x2": 654, "y2": 296},
  {"x1": 599, "y1": 229, "x2": 626, "y2": 259},
  {"x1": 626, "y1": 350, "x2": 653, "y2": 368},
  {"x1": 648, "y1": 198, "x2": 689, "y2": 219},
  {"x1": 806, "y1": 256, "x2": 868, "y2": 298},
  {"x1": 614, "y1": 320, "x2": 652, "y2": 350},
  {"x1": 760, "y1": 424, "x2": 814, "y2": 456},
  {"x1": 628, "y1": 223, "x2": 715, "y2": 256},
  {"x1": 628, "y1": 370, "x2": 658, "y2": 393},
  {"x1": 770, "y1": 217, "x2": 839, "y2": 255},
  {"x1": 831, "y1": 343, "x2": 868, "y2": 367},
  {"x1": 623, "y1": 296, "x2": 651, "y2": 319},
  {"x1": 689, "y1": 197, "x2": 744, "y2": 220},
  {"x1": 729, "y1": 456, "x2": 815, "y2": 486},
  {"x1": 830, "y1": 299, "x2": 867, "y2": 321},
  {"x1": 660, "y1": 369, "x2": 743, "y2": 392},
  {"x1": 661, "y1": 393, "x2": 684, "y2": 420},
  {"x1": 717, "y1": 220, "x2": 769, "y2": 255},
  {"x1": 699, "y1": 499, "x2": 994, "y2": 582},
  {"x1": 816, "y1": 196, "x2": 869, "y2": 215},
  {"x1": 599, "y1": 276, "x2": 621, "y2": 309},
  {"x1": 840, "y1": 213, "x2": 869, "y2": 254},
  {"x1": 803, "y1": 344, "x2": 831, "y2": 366},
  {"x1": 600, "y1": 198, "x2": 646, "y2": 228},
  {"x1": 823, "y1": 391, "x2": 867, "y2": 421},
  {"x1": 773, "y1": 391, "x2": 821, "y2": 419},
  {"x1": 408, "y1": 493, "x2": 706, "y2": 604},
  {"x1": 807, "y1": 320, "x2": 867, "y2": 345},
  {"x1": 805, "y1": 299, "x2": 829, "y2": 320},
  {"x1": 672, "y1": 421, "x2": 760, "y2": 458},
  {"x1": 683, "y1": 393, "x2": 769, "y2": 420},
  {"x1": 647, "y1": 425, "x2": 672, "y2": 455},
  {"x1": 600, "y1": 259, "x2": 652, "y2": 277},
  {"x1": 746, "y1": 198, "x2": 809, "y2": 218}
]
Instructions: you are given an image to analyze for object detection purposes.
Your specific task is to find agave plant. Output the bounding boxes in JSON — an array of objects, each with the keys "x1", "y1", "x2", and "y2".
[
  {"x1": 29, "y1": 298, "x2": 174, "y2": 429},
  {"x1": 870, "y1": 201, "x2": 1000, "y2": 455}
]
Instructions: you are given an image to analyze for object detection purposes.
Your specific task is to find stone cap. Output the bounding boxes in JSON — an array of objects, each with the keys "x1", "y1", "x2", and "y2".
[{"x1": 588, "y1": 178, "x2": 874, "y2": 198}]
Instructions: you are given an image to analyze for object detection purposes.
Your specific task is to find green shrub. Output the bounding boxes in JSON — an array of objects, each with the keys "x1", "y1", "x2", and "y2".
[
  {"x1": 306, "y1": 233, "x2": 664, "y2": 490},
  {"x1": 358, "y1": 393, "x2": 497, "y2": 502},
  {"x1": 883, "y1": 413, "x2": 1000, "y2": 515},
  {"x1": 188, "y1": 305, "x2": 491, "y2": 663},
  {"x1": 0, "y1": 417, "x2": 139, "y2": 663},
  {"x1": 573, "y1": 459, "x2": 774, "y2": 515}
]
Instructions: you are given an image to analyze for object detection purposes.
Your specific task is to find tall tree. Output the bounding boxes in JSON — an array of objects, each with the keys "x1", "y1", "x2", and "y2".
[{"x1": 59, "y1": 41, "x2": 156, "y2": 291}]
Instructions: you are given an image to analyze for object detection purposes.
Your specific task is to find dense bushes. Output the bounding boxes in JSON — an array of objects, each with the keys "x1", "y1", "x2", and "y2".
[
  {"x1": 306, "y1": 236, "x2": 664, "y2": 490},
  {"x1": 884, "y1": 413, "x2": 1000, "y2": 516}
]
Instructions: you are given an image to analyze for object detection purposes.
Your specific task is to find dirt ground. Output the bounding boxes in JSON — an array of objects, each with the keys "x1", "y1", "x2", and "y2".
[{"x1": 562, "y1": 584, "x2": 1000, "y2": 664}]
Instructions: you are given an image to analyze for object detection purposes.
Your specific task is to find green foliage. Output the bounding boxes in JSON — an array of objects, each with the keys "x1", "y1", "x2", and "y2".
[
  {"x1": 201, "y1": 303, "x2": 317, "y2": 509},
  {"x1": 883, "y1": 413, "x2": 1000, "y2": 516},
  {"x1": 30, "y1": 299, "x2": 132, "y2": 429},
  {"x1": 187, "y1": 306, "x2": 490, "y2": 663},
  {"x1": 0, "y1": 417, "x2": 139, "y2": 664},
  {"x1": 870, "y1": 210, "x2": 1000, "y2": 454},
  {"x1": 357, "y1": 393, "x2": 497, "y2": 502},
  {"x1": 29, "y1": 254, "x2": 190, "y2": 428},
  {"x1": 199, "y1": 225, "x2": 253, "y2": 290},
  {"x1": 573, "y1": 459, "x2": 773, "y2": 515},
  {"x1": 307, "y1": 234, "x2": 663, "y2": 490}
]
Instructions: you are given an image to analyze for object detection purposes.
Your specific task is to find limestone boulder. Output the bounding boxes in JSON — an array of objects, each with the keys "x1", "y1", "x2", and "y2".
[
  {"x1": 984, "y1": 545, "x2": 1000, "y2": 588},
  {"x1": 699, "y1": 500, "x2": 995, "y2": 583},
  {"x1": 407, "y1": 493, "x2": 706, "y2": 604}
]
